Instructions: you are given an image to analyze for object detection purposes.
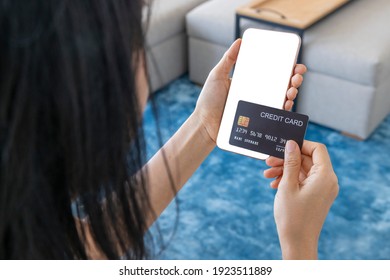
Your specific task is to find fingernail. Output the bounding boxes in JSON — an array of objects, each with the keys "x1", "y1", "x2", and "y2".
[{"x1": 285, "y1": 140, "x2": 297, "y2": 154}]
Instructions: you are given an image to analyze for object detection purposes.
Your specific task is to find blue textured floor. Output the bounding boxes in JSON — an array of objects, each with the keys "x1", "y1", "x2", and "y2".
[{"x1": 144, "y1": 76, "x2": 390, "y2": 260}]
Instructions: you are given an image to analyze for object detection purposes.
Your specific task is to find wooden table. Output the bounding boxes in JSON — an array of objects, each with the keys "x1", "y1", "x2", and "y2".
[{"x1": 236, "y1": 0, "x2": 351, "y2": 42}]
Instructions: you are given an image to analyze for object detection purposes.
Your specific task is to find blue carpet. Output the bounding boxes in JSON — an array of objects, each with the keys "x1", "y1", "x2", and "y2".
[{"x1": 144, "y1": 75, "x2": 390, "y2": 260}]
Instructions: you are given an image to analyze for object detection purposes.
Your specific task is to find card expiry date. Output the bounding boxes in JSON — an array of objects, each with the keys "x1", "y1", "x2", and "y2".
[{"x1": 229, "y1": 101, "x2": 309, "y2": 159}]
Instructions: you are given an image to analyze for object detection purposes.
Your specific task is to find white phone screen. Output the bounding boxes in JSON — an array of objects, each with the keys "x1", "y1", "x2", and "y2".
[{"x1": 217, "y1": 28, "x2": 301, "y2": 160}]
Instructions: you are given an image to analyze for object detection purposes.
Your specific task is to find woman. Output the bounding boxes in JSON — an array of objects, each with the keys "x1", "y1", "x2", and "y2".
[{"x1": 0, "y1": 0, "x2": 338, "y2": 259}]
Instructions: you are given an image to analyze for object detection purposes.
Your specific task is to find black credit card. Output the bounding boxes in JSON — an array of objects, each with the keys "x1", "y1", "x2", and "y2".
[{"x1": 229, "y1": 101, "x2": 309, "y2": 159}]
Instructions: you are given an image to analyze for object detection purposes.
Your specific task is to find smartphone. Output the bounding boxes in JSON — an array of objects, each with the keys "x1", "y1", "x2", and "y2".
[{"x1": 216, "y1": 28, "x2": 301, "y2": 160}]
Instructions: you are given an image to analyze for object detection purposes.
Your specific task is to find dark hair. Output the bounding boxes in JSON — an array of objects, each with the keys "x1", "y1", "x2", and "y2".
[{"x1": 0, "y1": 0, "x2": 153, "y2": 259}]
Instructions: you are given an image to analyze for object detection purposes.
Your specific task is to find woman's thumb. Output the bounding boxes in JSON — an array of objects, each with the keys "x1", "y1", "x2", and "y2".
[
  {"x1": 280, "y1": 140, "x2": 302, "y2": 190},
  {"x1": 212, "y1": 39, "x2": 241, "y2": 77}
]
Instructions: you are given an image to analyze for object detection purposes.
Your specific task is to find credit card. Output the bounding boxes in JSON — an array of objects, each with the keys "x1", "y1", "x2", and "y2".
[{"x1": 229, "y1": 101, "x2": 309, "y2": 159}]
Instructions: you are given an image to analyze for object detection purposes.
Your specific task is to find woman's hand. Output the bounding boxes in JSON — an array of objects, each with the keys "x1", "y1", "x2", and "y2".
[
  {"x1": 193, "y1": 39, "x2": 307, "y2": 143},
  {"x1": 264, "y1": 140, "x2": 339, "y2": 259}
]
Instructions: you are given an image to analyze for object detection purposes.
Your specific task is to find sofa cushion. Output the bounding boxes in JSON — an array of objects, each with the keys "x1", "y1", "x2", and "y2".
[
  {"x1": 187, "y1": 0, "x2": 248, "y2": 47},
  {"x1": 146, "y1": 0, "x2": 209, "y2": 47},
  {"x1": 304, "y1": 0, "x2": 390, "y2": 87}
]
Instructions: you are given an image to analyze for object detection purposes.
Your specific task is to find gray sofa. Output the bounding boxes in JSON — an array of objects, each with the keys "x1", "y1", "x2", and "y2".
[
  {"x1": 186, "y1": 0, "x2": 390, "y2": 140},
  {"x1": 145, "y1": 0, "x2": 208, "y2": 92}
]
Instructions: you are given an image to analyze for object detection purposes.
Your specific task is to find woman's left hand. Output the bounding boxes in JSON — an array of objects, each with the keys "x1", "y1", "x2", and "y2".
[{"x1": 194, "y1": 39, "x2": 307, "y2": 143}]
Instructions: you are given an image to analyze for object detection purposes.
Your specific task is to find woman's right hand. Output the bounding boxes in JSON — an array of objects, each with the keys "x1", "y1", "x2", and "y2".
[{"x1": 264, "y1": 140, "x2": 339, "y2": 259}]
